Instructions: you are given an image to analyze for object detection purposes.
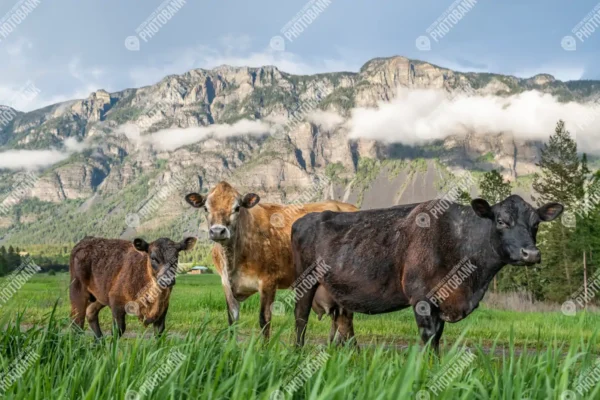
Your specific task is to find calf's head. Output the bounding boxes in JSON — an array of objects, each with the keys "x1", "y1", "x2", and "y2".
[
  {"x1": 185, "y1": 181, "x2": 260, "y2": 244},
  {"x1": 471, "y1": 195, "x2": 563, "y2": 266},
  {"x1": 133, "y1": 237, "x2": 197, "y2": 288}
]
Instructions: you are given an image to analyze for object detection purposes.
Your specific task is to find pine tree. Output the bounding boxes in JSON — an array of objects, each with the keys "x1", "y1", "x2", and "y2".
[
  {"x1": 479, "y1": 170, "x2": 512, "y2": 204},
  {"x1": 532, "y1": 120, "x2": 584, "y2": 206},
  {"x1": 456, "y1": 190, "x2": 472, "y2": 205},
  {"x1": 0, "y1": 253, "x2": 6, "y2": 276},
  {"x1": 569, "y1": 168, "x2": 600, "y2": 306},
  {"x1": 533, "y1": 120, "x2": 586, "y2": 301},
  {"x1": 4, "y1": 245, "x2": 21, "y2": 272}
]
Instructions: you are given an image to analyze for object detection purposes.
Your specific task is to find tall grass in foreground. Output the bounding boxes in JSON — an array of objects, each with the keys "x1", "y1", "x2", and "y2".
[{"x1": 1, "y1": 309, "x2": 600, "y2": 399}]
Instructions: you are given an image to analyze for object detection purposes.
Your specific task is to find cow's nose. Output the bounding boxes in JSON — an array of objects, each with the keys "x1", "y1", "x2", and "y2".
[
  {"x1": 521, "y1": 248, "x2": 541, "y2": 264},
  {"x1": 209, "y1": 225, "x2": 228, "y2": 240}
]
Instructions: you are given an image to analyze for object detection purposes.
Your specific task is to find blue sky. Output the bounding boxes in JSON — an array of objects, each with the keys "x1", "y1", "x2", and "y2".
[{"x1": 1, "y1": 0, "x2": 599, "y2": 111}]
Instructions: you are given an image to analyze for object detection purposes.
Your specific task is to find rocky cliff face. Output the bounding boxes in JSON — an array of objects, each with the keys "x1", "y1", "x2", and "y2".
[{"x1": 0, "y1": 56, "x2": 597, "y2": 243}]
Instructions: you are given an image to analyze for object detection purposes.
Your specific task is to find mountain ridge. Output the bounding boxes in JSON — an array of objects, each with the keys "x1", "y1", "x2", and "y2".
[{"x1": 0, "y1": 55, "x2": 596, "y2": 244}]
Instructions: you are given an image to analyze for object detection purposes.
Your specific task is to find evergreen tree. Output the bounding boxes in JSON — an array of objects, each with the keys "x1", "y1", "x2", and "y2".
[
  {"x1": 533, "y1": 120, "x2": 586, "y2": 301},
  {"x1": 456, "y1": 190, "x2": 472, "y2": 205},
  {"x1": 479, "y1": 170, "x2": 512, "y2": 204},
  {"x1": 568, "y1": 169, "x2": 600, "y2": 306},
  {"x1": 532, "y1": 120, "x2": 584, "y2": 205},
  {"x1": 0, "y1": 253, "x2": 6, "y2": 276},
  {"x1": 4, "y1": 244, "x2": 21, "y2": 272}
]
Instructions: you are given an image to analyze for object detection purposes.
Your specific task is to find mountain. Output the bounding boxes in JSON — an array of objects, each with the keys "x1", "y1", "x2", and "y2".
[{"x1": 0, "y1": 56, "x2": 598, "y2": 245}]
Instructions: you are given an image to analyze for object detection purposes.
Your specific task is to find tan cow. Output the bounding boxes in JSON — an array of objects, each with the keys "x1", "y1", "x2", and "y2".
[{"x1": 185, "y1": 181, "x2": 358, "y2": 340}]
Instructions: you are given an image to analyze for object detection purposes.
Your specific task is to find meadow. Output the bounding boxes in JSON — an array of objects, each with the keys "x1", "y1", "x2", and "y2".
[{"x1": 1, "y1": 273, "x2": 600, "y2": 399}]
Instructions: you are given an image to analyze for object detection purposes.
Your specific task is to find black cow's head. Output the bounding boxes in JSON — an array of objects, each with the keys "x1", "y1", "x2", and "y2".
[
  {"x1": 185, "y1": 181, "x2": 260, "y2": 244},
  {"x1": 133, "y1": 237, "x2": 197, "y2": 287},
  {"x1": 471, "y1": 195, "x2": 563, "y2": 266}
]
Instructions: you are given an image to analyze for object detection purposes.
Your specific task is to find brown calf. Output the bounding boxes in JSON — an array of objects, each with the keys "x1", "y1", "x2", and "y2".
[
  {"x1": 69, "y1": 236, "x2": 196, "y2": 338},
  {"x1": 185, "y1": 181, "x2": 358, "y2": 340}
]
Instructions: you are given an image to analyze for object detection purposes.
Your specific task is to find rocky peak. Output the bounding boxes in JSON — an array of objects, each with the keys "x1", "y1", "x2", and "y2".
[
  {"x1": 528, "y1": 74, "x2": 556, "y2": 86},
  {"x1": 70, "y1": 89, "x2": 113, "y2": 122}
]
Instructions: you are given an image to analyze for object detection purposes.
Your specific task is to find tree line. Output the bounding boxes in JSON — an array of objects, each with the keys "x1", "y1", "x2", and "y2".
[{"x1": 0, "y1": 245, "x2": 23, "y2": 276}]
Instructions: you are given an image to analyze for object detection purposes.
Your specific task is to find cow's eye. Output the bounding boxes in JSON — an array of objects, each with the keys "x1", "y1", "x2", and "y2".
[
  {"x1": 233, "y1": 205, "x2": 240, "y2": 213},
  {"x1": 203, "y1": 206, "x2": 208, "y2": 212},
  {"x1": 497, "y1": 219, "x2": 508, "y2": 228}
]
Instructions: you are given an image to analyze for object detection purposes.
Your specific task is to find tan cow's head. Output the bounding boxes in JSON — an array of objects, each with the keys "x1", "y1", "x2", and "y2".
[{"x1": 185, "y1": 181, "x2": 260, "y2": 243}]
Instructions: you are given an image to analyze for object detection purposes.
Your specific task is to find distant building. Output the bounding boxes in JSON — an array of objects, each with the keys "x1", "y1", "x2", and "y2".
[{"x1": 189, "y1": 266, "x2": 212, "y2": 275}]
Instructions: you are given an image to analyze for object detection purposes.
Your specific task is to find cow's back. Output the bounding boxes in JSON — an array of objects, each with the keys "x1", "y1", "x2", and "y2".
[
  {"x1": 70, "y1": 238, "x2": 147, "y2": 303},
  {"x1": 216, "y1": 200, "x2": 358, "y2": 289}
]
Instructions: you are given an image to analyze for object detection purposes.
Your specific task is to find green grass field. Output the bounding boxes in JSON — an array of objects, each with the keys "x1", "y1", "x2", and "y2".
[{"x1": 1, "y1": 273, "x2": 600, "y2": 399}]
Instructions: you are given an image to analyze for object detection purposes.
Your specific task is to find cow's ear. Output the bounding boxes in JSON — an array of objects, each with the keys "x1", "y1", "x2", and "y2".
[
  {"x1": 241, "y1": 193, "x2": 260, "y2": 209},
  {"x1": 133, "y1": 238, "x2": 150, "y2": 253},
  {"x1": 185, "y1": 193, "x2": 206, "y2": 208},
  {"x1": 471, "y1": 199, "x2": 494, "y2": 220},
  {"x1": 538, "y1": 203, "x2": 564, "y2": 222},
  {"x1": 179, "y1": 237, "x2": 197, "y2": 251}
]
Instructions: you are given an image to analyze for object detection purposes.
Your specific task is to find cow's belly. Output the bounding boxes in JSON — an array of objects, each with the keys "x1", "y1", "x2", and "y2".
[{"x1": 323, "y1": 276, "x2": 410, "y2": 314}]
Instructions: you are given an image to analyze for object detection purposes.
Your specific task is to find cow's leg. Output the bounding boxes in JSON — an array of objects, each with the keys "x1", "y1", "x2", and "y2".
[
  {"x1": 69, "y1": 279, "x2": 88, "y2": 331},
  {"x1": 220, "y1": 277, "x2": 240, "y2": 326},
  {"x1": 258, "y1": 283, "x2": 276, "y2": 339},
  {"x1": 153, "y1": 305, "x2": 169, "y2": 337},
  {"x1": 328, "y1": 309, "x2": 338, "y2": 343},
  {"x1": 333, "y1": 309, "x2": 356, "y2": 346},
  {"x1": 111, "y1": 304, "x2": 127, "y2": 338},
  {"x1": 295, "y1": 283, "x2": 319, "y2": 347},
  {"x1": 413, "y1": 303, "x2": 445, "y2": 354},
  {"x1": 225, "y1": 291, "x2": 240, "y2": 326},
  {"x1": 86, "y1": 301, "x2": 105, "y2": 339}
]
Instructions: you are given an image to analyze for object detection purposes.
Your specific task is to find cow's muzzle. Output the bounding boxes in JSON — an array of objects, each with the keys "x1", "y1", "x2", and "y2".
[
  {"x1": 520, "y1": 247, "x2": 541, "y2": 264},
  {"x1": 209, "y1": 224, "x2": 230, "y2": 241}
]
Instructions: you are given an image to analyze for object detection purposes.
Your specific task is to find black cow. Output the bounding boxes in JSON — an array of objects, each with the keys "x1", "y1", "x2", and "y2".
[{"x1": 292, "y1": 195, "x2": 563, "y2": 351}]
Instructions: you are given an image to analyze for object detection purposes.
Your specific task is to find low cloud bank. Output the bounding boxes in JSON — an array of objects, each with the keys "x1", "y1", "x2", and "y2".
[
  {"x1": 1, "y1": 120, "x2": 270, "y2": 170},
  {"x1": 0, "y1": 149, "x2": 69, "y2": 170},
  {"x1": 0, "y1": 137, "x2": 91, "y2": 170},
  {"x1": 4, "y1": 88, "x2": 600, "y2": 170},
  {"x1": 121, "y1": 119, "x2": 271, "y2": 151},
  {"x1": 307, "y1": 110, "x2": 345, "y2": 131},
  {"x1": 347, "y1": 88, "x2": 600, "y2": 152}
]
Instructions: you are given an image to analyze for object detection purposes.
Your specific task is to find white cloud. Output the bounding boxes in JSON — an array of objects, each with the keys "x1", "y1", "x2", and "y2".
[
  {"x1": 347, "y1": 88, "x2": 600, "y2": 152},
  {"x1": 63, "y1": 137, "x2": 91, "y2": 152},
  {"x1": 0, "y1": 137, "x2": 92, "y2": 170},
  {"x1": 0, "y1": 149, "x2": 69, "y2": 170},
  {"x1": 307, "y1": 110, "x2": 344, "y2": 131},
  {"x1": 119, "y1": 119, "x2": 271, "y2": 151}
]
